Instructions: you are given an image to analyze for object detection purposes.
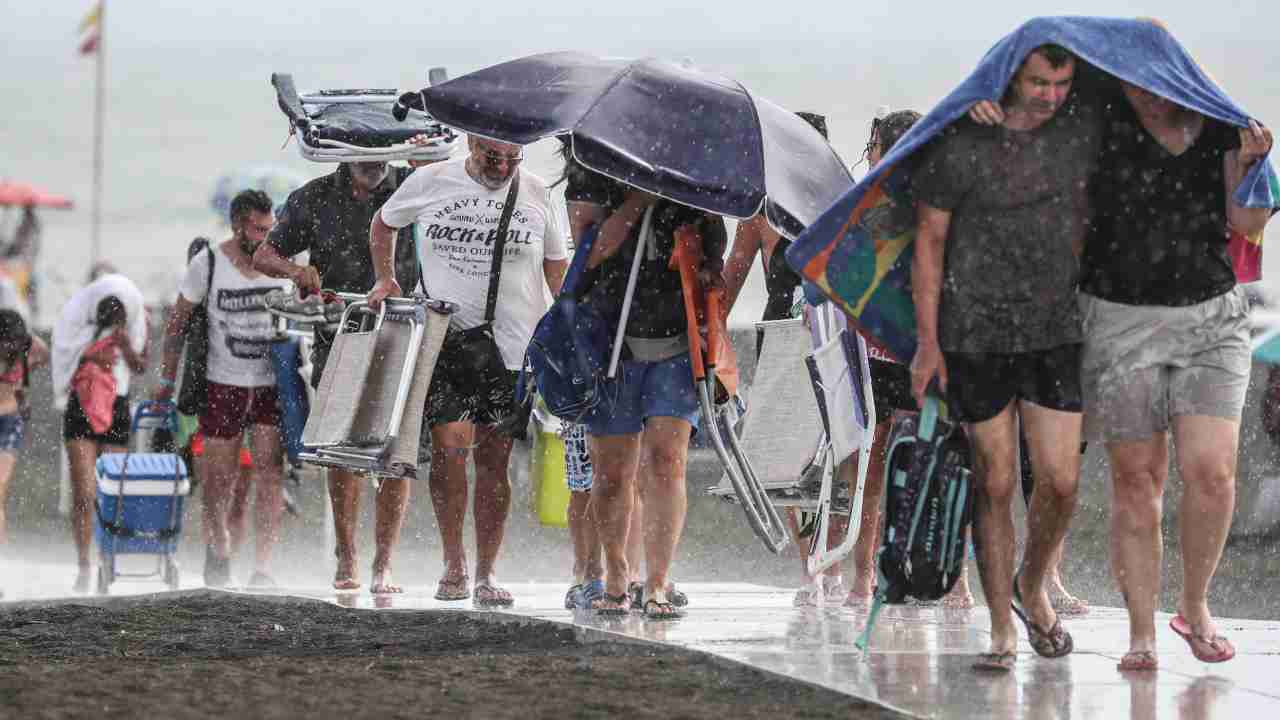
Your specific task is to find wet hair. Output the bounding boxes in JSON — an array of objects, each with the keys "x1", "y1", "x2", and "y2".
[
  {"x1": 94, "y1": 295, "x2": 127, "y2": 336},
  {"x1": 0, "y1": 310, "x2": 30, "y2": 364},
  {"x1": 1032, "y1": 44, "x2": 1074, "y2": 69},
  {"x1": 876, "y1": 110, "x2": 922, "y2": 156},
  {"x1": 553, "y1": 137, "x2": 627, "y2": 202},
  {"x1": 228, "y1": 189, "x2": 273, "y2": 225},
  {"x1": 795, "y1": 112, "x2": 829, "y2": 140}
]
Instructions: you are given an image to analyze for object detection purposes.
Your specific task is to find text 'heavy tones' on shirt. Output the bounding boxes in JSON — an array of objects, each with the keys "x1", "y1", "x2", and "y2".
[
  {"x1": 267, "y1": 164, "x2": 420, "y2": 293},
  {"x1": 913, "y1": 94, "x2": 1101, "y2": 354},
  {"x1": 179, "y1": 244, "x2": 291, "y2": 388},
  {"x1": 378, "y1": 157, "x2": 569, "y2": 370}
]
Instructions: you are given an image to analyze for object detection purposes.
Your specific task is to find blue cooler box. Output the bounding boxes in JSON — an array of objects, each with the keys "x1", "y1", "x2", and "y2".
[{"x1": 94, "y1": 454, "x2": 190, "y2": 555}]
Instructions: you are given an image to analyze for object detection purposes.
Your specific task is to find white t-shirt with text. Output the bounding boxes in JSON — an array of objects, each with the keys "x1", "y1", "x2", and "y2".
[
  {"x1": 179, "y1": 243, "x2": 291, "y2": 388},
  {"x1": 379, "y1": 158, "x2": 568, "y2": 370}
]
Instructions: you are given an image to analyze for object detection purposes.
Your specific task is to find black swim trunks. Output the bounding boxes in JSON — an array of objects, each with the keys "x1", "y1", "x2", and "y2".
[{"x1": 942, "y1": 344, "x2": 1082, "y2": 424}]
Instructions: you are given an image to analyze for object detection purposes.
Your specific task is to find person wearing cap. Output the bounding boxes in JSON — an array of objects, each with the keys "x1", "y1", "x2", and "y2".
[{"x1": 253, "y1": 161, "x2": 426, "y2": 594}]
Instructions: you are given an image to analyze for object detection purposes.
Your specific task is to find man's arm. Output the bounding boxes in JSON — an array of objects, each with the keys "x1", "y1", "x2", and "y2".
[
  {"x1": 1224, "y1": 120, "x2": 1275, "y2": 236},
  {"x1": 543, "y1": 258, "x2": 569, "y2": 297},
  {"x1": 909, "y1": 203, "x2": 951, "y2": 405},
  {"x1": 253, "y1": 243, "x2": 320, "y2": 293},
  {"x1": 152, "y1": 296, "x2": 195, "y2": 401},
  {"x1": 367, "y1": 212, "x2": 402, "y2": 307}
]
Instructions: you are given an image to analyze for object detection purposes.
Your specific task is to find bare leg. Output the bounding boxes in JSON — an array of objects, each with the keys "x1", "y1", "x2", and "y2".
[
  {"x1": 226, "y1": 463, "x2": 251, "y2": 560},
  {"x1": 850, "y1": 421, "x2": 891, "y2": 599},
  {"x1": 327, "y1": 468, "x2": 362, "y2": 586},
  {"x1": 371, "y1": 477, "x2": 410, "y2": 591},
  {"x1": 626, "y1": 483, "x2": 645, "y2": 584},
  {"x1": 248, "y1": 423, "x2": 284, "y2": 578},
  {"x1": 567, "y1": 491, "x2": 602, "y2": 584},
  {"x1": 638, "y1": 416, "x2": 691, "y2": 602},
  {"x1": 472, "y1": 425, "x2": 513, "y2": 586},
  {"x1": 201, "y1": 436, "x2": 242, "y2": 562},
  {"x1": 1016, "y1": 400, "x2": 1082, "y2": 630},
  {"x1": 66, "y1": 439, "x2": 100, "y2": 571},
  {"x1": 1172, "y1": 415, "x2": 1239, "y2": 645},
  {"x1": 429, "y1": 421, "x2": 474, "y2": 587},
  {"x1": 965, "y1": 404, "x2": 1020, "y2": 657},
  {"x1": 1107, "y1": 434, "x2": 1168, "y2": 656},
  {"x1": 589, "y1": 432, "x2": 641, "y2": 604},
  {"x1": 0, "y1": 452, "x2": 16, "y2": 544}
]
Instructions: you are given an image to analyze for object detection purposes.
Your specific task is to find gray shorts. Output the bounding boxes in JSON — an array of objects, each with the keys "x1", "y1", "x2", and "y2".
[{"x1": 1080, "y1": 288, "x2": 1251, "y2": 443}]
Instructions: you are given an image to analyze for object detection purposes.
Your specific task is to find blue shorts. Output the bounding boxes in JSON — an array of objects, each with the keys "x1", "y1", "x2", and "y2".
[
  {"x1": 584, "y1": 353, "x2": 702, "y2": 437},
  {"x1": 0, "y1": 413, "x2": 25, "y2": 452}
]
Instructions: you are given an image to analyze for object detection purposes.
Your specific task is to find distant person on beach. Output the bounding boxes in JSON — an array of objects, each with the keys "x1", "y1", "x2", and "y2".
[
  {"x1": 0, "y1": 309, "x2": 47, "y2": 544},
  {"x1": 51, "y1": 273, "x2": 147, "y2": 593},
  {"x1": 911, "y1": 44, "x2": 1099, "y2": 670},
  {"x1": 154, "y1": 189, "x2": 290, "y2": 589},
  {"x1": 369, "y1": 136, "x2": 568, "y2": 607},
  {"x1": 254, "y1": 162, "x2": 421, "y2": 594}
]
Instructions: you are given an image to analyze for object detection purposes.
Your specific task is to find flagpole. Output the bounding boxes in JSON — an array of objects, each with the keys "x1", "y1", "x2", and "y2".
[{"x1": 90, "y1": 0, "x2": 106, "y2": 269}]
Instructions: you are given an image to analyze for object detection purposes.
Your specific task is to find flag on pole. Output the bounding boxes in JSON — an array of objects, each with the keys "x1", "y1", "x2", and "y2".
[{"x1": 78, "y1": 2, "x2": 101, "y2": 55}]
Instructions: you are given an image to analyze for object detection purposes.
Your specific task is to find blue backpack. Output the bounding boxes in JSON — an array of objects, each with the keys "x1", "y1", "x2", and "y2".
[{"x1": 521, "y1": 225, "x2": 615, "y2": 422}]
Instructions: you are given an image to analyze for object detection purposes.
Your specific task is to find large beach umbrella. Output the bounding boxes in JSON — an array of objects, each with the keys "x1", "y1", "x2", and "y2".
[
  {"x1": 0, "y1": 181, "x2": 73, "y2": 209},
  {"x1": 407, "y1": 52, "x2": 854, "y2": 239}
]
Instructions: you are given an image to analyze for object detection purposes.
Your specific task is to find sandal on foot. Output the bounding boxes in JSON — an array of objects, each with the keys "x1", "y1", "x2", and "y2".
[
  {"x1": 564, "y1": 583, "x2": 584, "y2": 610},
  {"x1": 643, "y1": 591, "x2": 684, "y2": 620},
  {"x1": 972, "y1": 652, "x2": 1017, "y2": 672},
  {"x1": 593, "y1": 592, "x2": 631, "y2": 616},
  {"x1": 1170, "y1": 614, "x2": 1235, "y2": 663},
  {"x1": 333, "y1": 577, "x2": 361, "y2": 591},
  {"x1": 1051, "y1": 592, "x2": 1090, "y2": 617},
  {"x1": 627, "y1": 581, "x2": 644, "y2": 611},
  {"x1": 667, "y1": 584, "x2": 689, "y2": 608},
  {"x1": 370, "y1": 582, "x2": 403, "y2": 595},
  {"x1": 1117, "y1": 650, "x2": 1159, "y2": 671},
  {"x1": 474, "y1": 582, "x2": 514, "y2": 608},
  {"x1": 434, "y1": 576, "x2": 470, "y2": 601},
  {"x1": 1012, "y1": 572, "x2": 1073, "y2": 659}
]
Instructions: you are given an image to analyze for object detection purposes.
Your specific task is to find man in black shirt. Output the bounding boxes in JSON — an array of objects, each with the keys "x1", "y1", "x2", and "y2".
[
  {"x1": 253, "y1": 161, "x2": 420, "y2": 595},
  {"x1": 912, "y1": 45, "x2": 1097, "y2": 670}
]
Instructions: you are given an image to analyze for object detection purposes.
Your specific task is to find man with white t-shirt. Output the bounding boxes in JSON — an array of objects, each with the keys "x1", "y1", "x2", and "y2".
[
  {"x1": 368, "y1": 136, "x2": 568, "y2": 607},
  {"x1": 154, "y1": 189, "x2": 291, "y2": 588}
]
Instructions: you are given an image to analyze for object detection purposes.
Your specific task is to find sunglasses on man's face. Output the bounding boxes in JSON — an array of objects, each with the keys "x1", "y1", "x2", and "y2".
[{"x1": 476, "y1": 146, "x2": 524, "y2": 167}]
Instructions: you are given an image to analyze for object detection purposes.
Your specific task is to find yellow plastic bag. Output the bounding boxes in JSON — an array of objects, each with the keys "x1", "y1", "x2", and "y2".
[{"x1": 530, "y1": 426, "x2": 570, "y2": 528}]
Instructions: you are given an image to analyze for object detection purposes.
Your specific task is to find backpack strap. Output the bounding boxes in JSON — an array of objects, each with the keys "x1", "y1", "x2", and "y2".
[{"x1": 481, "y1": 174, "x2": 521, "y2": 323}]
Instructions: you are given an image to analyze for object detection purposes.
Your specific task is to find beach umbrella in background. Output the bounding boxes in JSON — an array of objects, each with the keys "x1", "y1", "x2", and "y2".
[
  {"x1": 209, "y1": 166, "x2": 307, "y2": 223},
  {"x1": 404, "y1": 51, "x2": 854, "y2": 239},
  {"x1": 0, "y1": 180, "x2": 74, "y2": 209}
]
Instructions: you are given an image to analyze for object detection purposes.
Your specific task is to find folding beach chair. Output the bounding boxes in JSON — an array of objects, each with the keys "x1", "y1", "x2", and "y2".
[
  {"x1": 272, "y1": 72, "x2": 460, "y2": 163},
  {"x1": 672, "y1": 227, "x2": 789, "y2": 554},
  {"x1": 300, "y1": 294, "x2": 453, "y2": 478}
]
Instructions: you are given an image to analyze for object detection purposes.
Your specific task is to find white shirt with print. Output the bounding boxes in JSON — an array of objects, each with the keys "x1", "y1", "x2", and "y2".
[
  {"x1": 379, "y1": 157, "x2": 569, "y2": 370},
  {"x1": 179, "y1": 243, "x2": 291, "y2": 388}
]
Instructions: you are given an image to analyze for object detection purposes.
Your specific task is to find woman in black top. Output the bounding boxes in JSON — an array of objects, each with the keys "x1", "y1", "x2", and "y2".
[
  {"x1": 566, "y1": 157, "x2": 728, "y2": 619},
  {"x1": 1081, "y1": 80, "x2": 1272, "y2": 669}
]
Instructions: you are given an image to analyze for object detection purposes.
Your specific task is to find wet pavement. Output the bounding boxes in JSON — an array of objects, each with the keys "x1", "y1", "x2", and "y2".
[{"x1": 244, "y1": 582, "x2": 1278, "y2": 720}]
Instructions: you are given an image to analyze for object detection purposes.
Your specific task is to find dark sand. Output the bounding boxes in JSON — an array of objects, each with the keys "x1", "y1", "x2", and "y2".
[{"x1": 0, "y1": 593, "x2": 903, "y2": 719}]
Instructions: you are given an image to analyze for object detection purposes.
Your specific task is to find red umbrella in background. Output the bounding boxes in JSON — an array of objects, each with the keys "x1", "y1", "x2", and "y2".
[{"x1": 0, "y1": 181, "x2": 74, "y2": 209}]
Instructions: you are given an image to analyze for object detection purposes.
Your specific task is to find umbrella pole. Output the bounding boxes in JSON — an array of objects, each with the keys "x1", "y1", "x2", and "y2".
[{"x1": 90, "y1": 0, "x2": 107, "y2": 269}]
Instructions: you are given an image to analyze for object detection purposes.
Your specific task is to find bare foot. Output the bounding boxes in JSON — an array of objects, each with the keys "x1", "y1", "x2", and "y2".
[{"x1": 370, "y1": 568, "x2": 403, "y2": 595}]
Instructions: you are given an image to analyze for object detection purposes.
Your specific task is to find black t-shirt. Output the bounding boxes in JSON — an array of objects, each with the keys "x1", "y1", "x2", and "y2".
[
  {"x1": 564, "y1": 168, "x2": 727, "y2": 339},
  {"x1": 913, "y1": 94, "x2": 1101, "y2": 353},
  {"x1": 267, "y1": 164, "x2": 419, "y2": 293},
  {"x1": 762, "y1": 239, "x2": 800, "y2": 322},
  {"x1": 1080, "y1": 95, "x2": 1241, "y2": 306}
]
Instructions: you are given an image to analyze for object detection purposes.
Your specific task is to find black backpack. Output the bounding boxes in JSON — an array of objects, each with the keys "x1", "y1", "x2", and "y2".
[
  {"x1": 856, "y1": 394, "x2": 974, "y2": 650},
  {"x1": 176, "y1": 239, "x2": 214, "y2": 416}
]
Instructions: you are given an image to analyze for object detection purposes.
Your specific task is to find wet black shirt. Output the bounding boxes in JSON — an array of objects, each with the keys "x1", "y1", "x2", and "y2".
[
  {"x1": 564, "y1": 169, "x2": 727, "y2": 339},
  {"x1": 267, "y1": 164, "x2": 419, "y2": 293},
  {"x1": 1080, "y1": 95, "x2": 1241, "y2": 306},
  {"x1": 913, "y1": 94, "x2": 1101, "y2": 353},
  {"x1": 763, "y1": 239, "x2": 800, "y2": 322}
]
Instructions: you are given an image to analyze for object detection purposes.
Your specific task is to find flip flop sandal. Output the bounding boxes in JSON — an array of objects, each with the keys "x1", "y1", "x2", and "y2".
[
  {"x1": 332, "y1": 578, "x2": 361, "y2": 591},
  {"x1": 1170, "y1": 614, "x2": 1236, "y2": 663},
  {"x1": 643, "y1": 598, "x2": 685, "y2": 621},
  {"x1": 581, "y1": 579, "x2": 606, "y2": 607},
  {"x1": 1117, "y1": 650, "x2": 1159, "y2": 671},
  {"x1": 474, "y1": 582, "x2": 515, "y2": 608},
  {"x1": 370, "y1": 583, "x2": 404, "y2": 595},
  {"x1": 627, "y1": 582, "x2": 644, "y2": 611},
  {"x1": 667, "y1": 585, "x2": 689, "y2": 608},
  {"x1": 593, "y1": 592, "x2": 631, "y2": 617},
  {"x1": 434, "y1": 577, "x2": 471, "y2": 601},
  {"x1": 972, "y1": 652, "x2": 1017, "y2": 672},
  {"x1": 1012, "y1": 572, "x2": 1073, "y2": 659},
  {"x1": 564, "y1": 583, "x2": 584, "y2": 610}
]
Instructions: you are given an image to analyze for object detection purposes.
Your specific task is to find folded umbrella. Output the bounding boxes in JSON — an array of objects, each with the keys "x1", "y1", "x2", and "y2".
[{"x1": 410, "y1": 52, "x2": 853, "y2": 238}]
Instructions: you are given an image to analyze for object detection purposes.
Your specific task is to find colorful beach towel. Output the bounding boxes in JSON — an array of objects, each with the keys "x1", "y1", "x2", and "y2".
[{"x1": 787, "y1": 16, "x2": 1280, "y2": 364}]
